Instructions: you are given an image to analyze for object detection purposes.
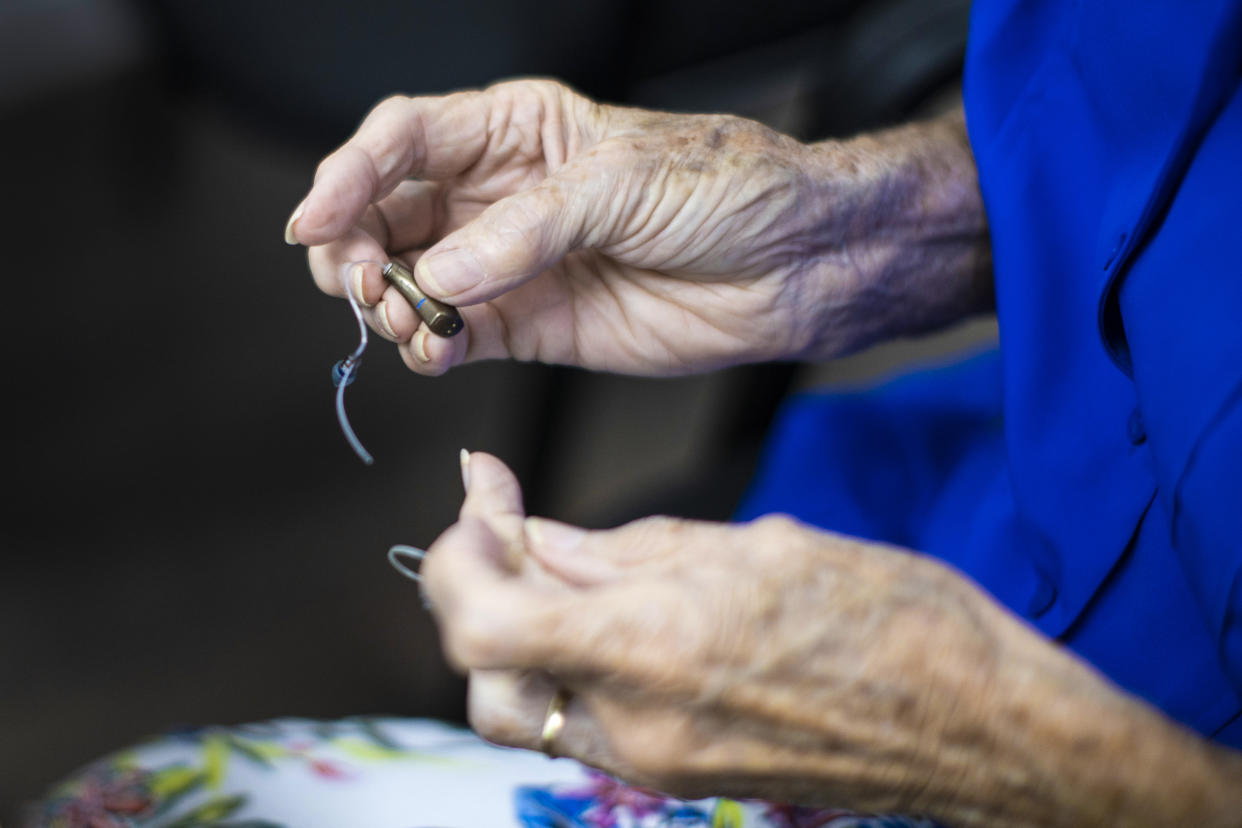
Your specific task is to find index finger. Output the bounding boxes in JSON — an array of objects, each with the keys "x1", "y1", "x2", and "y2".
[
  {"x1": 422, "y1": 517, "x2": 712, "y2": 693},
  {"x1": 288, "y1": 89, "x2": 494, "y2": 246}
]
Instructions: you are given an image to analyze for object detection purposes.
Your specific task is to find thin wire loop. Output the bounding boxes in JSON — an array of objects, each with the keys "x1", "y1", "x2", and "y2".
[
  {"x1": 334, "y1": 263, "x2": 373, "y2": 465},
  {"x1": 388, "y1": 545, "x2": 426, "y2": 583}
]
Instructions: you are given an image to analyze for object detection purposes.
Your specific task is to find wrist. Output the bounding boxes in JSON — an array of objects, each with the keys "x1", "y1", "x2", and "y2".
[
  {"x1": 788, "y1": 108, "x2": 992, "y2": 360},
  {"x1": 942, "y1": 606, "x2": 1242, "y2": 827}
]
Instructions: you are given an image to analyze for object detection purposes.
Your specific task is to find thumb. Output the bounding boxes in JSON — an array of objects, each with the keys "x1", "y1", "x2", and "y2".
[
  {"x1": 415, "y1": 174, "x2": 592, "y2": 305},
  {"x1": 459, "y1": 451, "x2": 525, "y2": 523},
  {"x1": 458, "y1": 451, "x2": 527, "y2": 571}
]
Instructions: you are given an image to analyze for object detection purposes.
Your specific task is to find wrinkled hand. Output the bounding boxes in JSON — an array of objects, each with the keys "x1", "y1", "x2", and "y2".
[
  {"x1": 421, "y1": 452, "x2": 1024, "y2": 818},
  {"x1": 288, "y1": 80, "x2": 904, "y2": 376}
]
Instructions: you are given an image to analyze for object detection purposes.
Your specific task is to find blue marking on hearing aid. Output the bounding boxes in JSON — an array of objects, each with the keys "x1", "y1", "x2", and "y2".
[{"x1": 415, "y1": 297, "x2": 427, "y2": 309}]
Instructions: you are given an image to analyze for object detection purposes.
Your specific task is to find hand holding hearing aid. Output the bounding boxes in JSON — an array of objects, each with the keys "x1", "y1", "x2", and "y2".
[{"x1": 287, "y1": 79, "x2": 982, "y2": 379}]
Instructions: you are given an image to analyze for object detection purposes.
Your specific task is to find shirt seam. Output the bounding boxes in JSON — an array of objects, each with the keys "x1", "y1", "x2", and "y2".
[
  {"x1": 1097, "y1": 33, "x2": 1242, "y2": 377},
  {"x1": 1170, "y1": 373, "x2": 1242, "y2": 549},
  {"x1": 1212, "y1": 706, "x2": 1242, "y2": 741}
]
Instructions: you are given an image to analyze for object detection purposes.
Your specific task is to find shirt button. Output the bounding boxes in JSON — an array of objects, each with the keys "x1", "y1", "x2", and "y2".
[
  {"x1": 1126, "y1": 407, "x2": 1147, "y2": 445},
  {"x1": 1103, "y1": 231, "x2": 1129, "y2": 270}
]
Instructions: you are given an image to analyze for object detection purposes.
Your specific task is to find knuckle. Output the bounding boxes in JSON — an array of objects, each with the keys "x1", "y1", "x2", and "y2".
[
  {"x1": 705, "y1": 113, "x2": 773, "y2": 144},
  {"x1": 313, "y1": 151, "x2": 337, "y2": 184},
  {"x1": 626, "y1": 515, "x2": 688, "y2": 550},
  {"x1": 346, "y1": 95, "x2": 416, "y2": 178},
  {"x1": 445, "y1": 612, "x2": 499, "y2": 668},
  {"x1": 465, "y1": 703, "x2": 502, "y2": 744},
  {"x1": 369, "y1": 94, "x2": 411, "y2": 121},
  {"x1": 466, "y1": 691, "x2": 524, "y2": 747},
  {"x1": 631, "y1": 514, "x2": 683, "y2": 534},
  {"x1": 745, "y1": 514, "x2": 809, "y2": 567},
  {"x1": 491, "y1": 77, "x2": 571, "y2": 100},
  {"x1": 750, "y1": 512, "x2": 801, "y2": 538},
  {"x1": 364, "y1": 139, "x2": 409, "y2": 181},
  {"x1": 533, "y1": 78, "x2": 572, "y2": 97},
  {"x1": 703, "y1": 112, "x2": 738, "y2": 133}
]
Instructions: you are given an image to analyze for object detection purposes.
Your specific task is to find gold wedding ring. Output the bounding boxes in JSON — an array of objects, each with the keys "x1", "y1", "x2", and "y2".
[{"x1": 539, "y1": 687, "x2": 572, "y2": 757}]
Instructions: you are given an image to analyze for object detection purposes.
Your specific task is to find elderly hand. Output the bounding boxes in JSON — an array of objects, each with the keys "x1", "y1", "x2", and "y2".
[
  {"x1": 421, "y1": 452, "x2": 1242, "y2": 827},
  {"x1": 288, "y1": 80, "x2": 989, "y2": 376}
]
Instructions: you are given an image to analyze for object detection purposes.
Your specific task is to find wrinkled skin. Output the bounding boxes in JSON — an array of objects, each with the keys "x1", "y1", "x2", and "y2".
[
  {"x1": 290, "y1": 80, "x2": 989, "y2": 376},
  {"x1": 425, "y1": 452, "x2": 1003, "y2": 812},
  {"x1": 290, "y1": 80, "x2": 1242, "y2": 826},
  {"x1": 421, "y1": 453, "x2": 1242, "y2": 828}
]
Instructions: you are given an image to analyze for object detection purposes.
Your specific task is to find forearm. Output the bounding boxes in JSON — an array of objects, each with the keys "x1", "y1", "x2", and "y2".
[
  {"x1": 923, "y1": 599, "x2": 1242, "y2": 827},
  {"x1": 793, "y1": 105, "x2": 993, "y2": 360}
]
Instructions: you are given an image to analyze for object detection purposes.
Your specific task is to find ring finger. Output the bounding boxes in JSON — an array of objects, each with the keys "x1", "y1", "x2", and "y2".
[{"x1": 467, "y1": 669, "x2": 614, "y2": 770}]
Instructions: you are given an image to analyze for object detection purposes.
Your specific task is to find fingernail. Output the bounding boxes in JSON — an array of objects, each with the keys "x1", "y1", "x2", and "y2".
[
  {"x1": 350, "y1": 264, "x2": 373, "y2": 307},
  {"x1": 376, "y1": 301, "x2": 398, "y2": 338},
  {"x1": 418, "y1": 249, "x2": 481, "y2": 298},
  {"x1": 525, "y1": 518, "x2": 586, "y2": 556},
  {"x1": 412, "y1": 329, "x2": 430, "y2": 362},
  {"x1": 459, "y1": 448, "x2": 471, "y2": 491},
  {"x1": 284, "y1": 200, "x2": 305, "y2": 245}
]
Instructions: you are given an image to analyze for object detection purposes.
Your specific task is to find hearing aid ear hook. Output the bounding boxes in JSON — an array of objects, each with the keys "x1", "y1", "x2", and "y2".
[
  {"x1": 327, "y1": 265, "x2": 438, "y2": 606},
  {"x1": 332, "y1": 262, "x2": 373, "y2": 465},
  {"x1": 330, "y1": 258, "x2": 465, "y2": 465}
]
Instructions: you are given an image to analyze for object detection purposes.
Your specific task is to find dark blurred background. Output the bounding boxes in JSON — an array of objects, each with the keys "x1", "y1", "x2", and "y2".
[{"x1": 0, "y1": 0, "x2": 992, "y2": 818}]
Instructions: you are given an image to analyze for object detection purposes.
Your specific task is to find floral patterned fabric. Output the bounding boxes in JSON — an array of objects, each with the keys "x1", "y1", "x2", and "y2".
[{"x1": 28, "y1": 718, "x2": 944, "y2": 828}]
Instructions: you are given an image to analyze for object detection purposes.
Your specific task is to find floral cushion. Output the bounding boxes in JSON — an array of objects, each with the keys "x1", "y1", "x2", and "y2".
[{"x1": 29, "y1": 718, "x2": 943, "y2": 828}]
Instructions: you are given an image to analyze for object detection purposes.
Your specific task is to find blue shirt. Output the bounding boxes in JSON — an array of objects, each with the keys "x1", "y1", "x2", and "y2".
[{"x1": 740, "y1": 0, "x2": 1242, "y2": 746}]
